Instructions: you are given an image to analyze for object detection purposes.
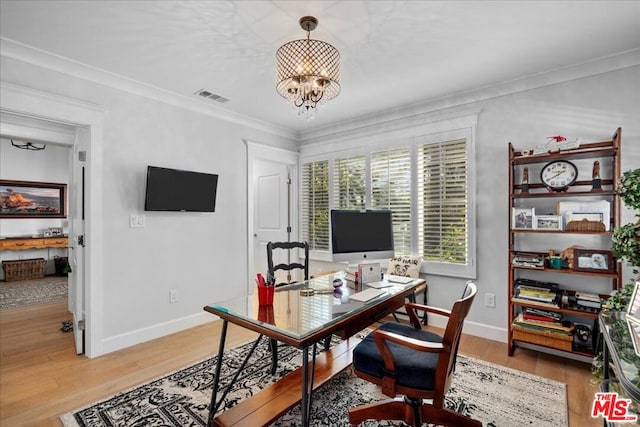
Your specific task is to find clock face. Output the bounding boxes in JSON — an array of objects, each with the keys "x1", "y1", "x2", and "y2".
[{"x1": 540, "y1": 160, "x2": 578, "y2": 191}]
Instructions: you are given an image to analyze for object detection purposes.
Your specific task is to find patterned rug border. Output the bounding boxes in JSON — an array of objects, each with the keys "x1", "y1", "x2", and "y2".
[{"x1": 60, "y1": 337, "x2": 568, "y2": 427}]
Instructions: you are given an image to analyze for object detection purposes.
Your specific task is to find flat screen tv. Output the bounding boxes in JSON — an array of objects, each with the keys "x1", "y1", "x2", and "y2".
[
  {"x1": 144, "y1": 166, "x2": 218, "y2": 212},
  {"x1": 330, "y1": 209, "x2": 395, "y2": 263}
]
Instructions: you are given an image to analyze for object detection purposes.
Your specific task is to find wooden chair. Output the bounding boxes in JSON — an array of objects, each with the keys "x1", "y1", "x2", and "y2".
[
  {"x1": 266, "y1": 241, "x2": 309, "y2": 287},
  {"x1": 266, "y1": 241, "x2": 332, "y2": 374},
  {"x1": 349, "y1": 281, "x2": 481, "y2": 427}
]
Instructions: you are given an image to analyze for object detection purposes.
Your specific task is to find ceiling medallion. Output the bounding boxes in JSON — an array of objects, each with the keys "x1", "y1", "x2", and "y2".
[{"x1": 275, "y1": 16, "x2": 341, "y2": 120}]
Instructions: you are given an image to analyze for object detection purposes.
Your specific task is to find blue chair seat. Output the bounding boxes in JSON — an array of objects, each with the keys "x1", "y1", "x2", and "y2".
[{"x1": 353, "y1": 322, "x2": 442, "y2": 391}]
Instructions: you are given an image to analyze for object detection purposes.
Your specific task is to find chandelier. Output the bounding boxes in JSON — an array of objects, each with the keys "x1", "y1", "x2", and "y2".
[{"x1": 276, "y1": 16, "x2": 340, "y2": 119}]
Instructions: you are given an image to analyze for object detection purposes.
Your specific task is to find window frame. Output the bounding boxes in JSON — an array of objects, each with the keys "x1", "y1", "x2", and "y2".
[{"x1": 299, "y1": 114, "x2": 477, "y2": 279}]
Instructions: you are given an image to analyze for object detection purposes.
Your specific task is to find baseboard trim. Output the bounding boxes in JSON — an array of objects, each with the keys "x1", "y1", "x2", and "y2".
[
  {"x1": 428, "y1": 315, "x2": 507, "y2": 343},
  {"x1": 101, "y1": 312, "x2": 215, "y2": 355}
]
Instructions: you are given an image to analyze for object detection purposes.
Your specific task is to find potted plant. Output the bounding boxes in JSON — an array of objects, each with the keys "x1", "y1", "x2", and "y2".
[{"x1": 594, "y1": 168, "x2": 640, "y2": 378}]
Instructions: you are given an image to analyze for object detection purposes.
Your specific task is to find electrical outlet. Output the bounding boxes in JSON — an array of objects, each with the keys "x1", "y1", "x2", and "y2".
[
  {"x1": 485, "y1": 293, "x2": 496, "y2": 308},
  {"x1": 169, "y1": 289, "x2": 179, "y2": 304},
  {"x1": 129, "y1": 214, "x2": 146, "y2": 228}
]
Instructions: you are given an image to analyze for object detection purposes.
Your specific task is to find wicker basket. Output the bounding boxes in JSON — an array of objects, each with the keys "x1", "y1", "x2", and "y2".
[
  {"x1": 565, "y1": 219, "x2": 606, "y2": 232},
  {"x1": 512, "y1": 324, "x2": 573, "y2": 351},
  {"x1": 2, "y1": 258, "x2": 46, "y2": 282}
]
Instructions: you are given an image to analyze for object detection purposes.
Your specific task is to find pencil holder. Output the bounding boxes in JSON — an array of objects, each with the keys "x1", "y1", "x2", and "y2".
[
  {"x1": 257, "y1": 305, "x2": 275, "y2": 324},
  {"x1": 258, "y1": 285, "x2": 274, "y2": 306}
]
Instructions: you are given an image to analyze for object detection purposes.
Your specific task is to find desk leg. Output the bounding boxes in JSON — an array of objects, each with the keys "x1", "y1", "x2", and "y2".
[
  {"x1": 301, "y1": 343, "x2": 318, "y2": 427},
  {"x1": 208, "y1": 319, "x2": 228, "y2": 427}
]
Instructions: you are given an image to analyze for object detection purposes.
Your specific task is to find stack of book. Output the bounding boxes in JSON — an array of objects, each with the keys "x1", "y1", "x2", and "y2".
[
  {"x1": 344, "y1": 269, "x2": 357, "y2": 283},
  {"x1": 574, "y1": 292, "x2": 603, "y2": 312},
  {"x1": 513, "y1": 310, "x2": 574, "y2": 338},
  {"x1": 511, "y1": 252, "x2": 545, "y2": 269},
  {"x1": 512, "y1": 278, "x2": 560, "y2": 308}
]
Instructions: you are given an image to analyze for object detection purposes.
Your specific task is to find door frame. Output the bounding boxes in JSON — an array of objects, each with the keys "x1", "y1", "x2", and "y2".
[
  {"x1": 0, "y1": 81, "x2": 105, "y2": 358},
  {"x1": 245, "y1": 140, "x2": 298, "y2": 296}
]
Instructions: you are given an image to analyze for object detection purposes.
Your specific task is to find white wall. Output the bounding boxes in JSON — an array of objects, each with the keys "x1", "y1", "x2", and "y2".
[
  {"x1": 303, "y1": 66, "x2": 640, "y2": 342},
  {"x1": 1, "y1": 52, "x2": 638, "y2": 353},
  {"x1": 0, "y1": 139, "x2": 70, "y2": 276},
  {"x1": 0, "y1": 55, "x2": 297, "y2": 354}
]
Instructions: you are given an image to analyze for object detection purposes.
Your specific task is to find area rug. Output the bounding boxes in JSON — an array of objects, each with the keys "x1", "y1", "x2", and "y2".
[
  {"x1": 61, "y1": 337, "x2": 567, "y2": 427},
  {"x1": 0, "y1": 276, "x2": 67, "y2": 309}
]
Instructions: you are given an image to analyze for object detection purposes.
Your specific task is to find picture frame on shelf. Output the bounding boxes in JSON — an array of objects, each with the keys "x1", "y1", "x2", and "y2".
[
  {"x1": 533, "y1": 215, "x2": 563, "y2": 231},
  {"x1": 512, "y1": 207, "x2": 535, "y2": 229},
  {"x1": 557, "y1": 201, "x2": 610, "y2": 231},
  {"x1": 0, "y1": 180, "x2": 67, "y2": 218},
  {"x1": 572, "y1": 248, "x2": 614, "y2": 274}
]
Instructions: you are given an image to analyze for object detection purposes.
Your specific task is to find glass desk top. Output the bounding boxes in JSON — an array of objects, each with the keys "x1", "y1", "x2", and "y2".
[
  {"x1": 205, "y1": 271, "x2": 422, "y2": 343},
  {"x1": 599, "y1": 311, "x2": 640, "y2": 401}
]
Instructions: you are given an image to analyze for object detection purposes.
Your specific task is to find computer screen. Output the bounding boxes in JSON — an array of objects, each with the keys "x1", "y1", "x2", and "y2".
[{"x1": 330, "y1": 209, "x2": 395, "y2": 263}]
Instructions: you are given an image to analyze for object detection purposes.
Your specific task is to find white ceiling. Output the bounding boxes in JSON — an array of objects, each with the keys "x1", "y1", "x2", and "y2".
[{"x1": 1, "y1": 1, "x2": 639, "y2": 137}]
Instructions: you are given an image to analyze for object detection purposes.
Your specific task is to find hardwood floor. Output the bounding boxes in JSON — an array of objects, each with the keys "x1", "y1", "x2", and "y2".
[{"x1": 0, "y1": 300, "x2": 601, "y2": 426}]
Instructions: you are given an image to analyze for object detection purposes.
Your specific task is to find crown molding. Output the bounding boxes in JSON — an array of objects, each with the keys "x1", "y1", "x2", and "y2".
[
  {"x1": 300, "y1": 48, "x2": 640, "y2": 145},
  {"x1": 0, "y1": 37, "x2": 297, "y2": 141}
]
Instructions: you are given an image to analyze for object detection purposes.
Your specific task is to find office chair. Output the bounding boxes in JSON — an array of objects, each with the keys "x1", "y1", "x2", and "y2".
[
  {"x1": 266, "y1": 241, "x2": 309, "y2": 287},
  {"x1": 349, "y1": 281, "x2": 480, "y2": 427}
]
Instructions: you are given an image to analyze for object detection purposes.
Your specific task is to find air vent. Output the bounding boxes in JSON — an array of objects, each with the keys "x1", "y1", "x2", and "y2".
[{"x1": 195, "y1": 89, "x2": 230, "y2": 104}]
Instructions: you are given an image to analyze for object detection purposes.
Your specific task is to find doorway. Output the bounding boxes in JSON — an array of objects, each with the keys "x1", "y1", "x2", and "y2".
[
  {"x1": 246, "y1": 141, "x2": 298, "y2": 295},
  {"x1": 0, "y1": 82, "x2": 105, "y2": 357}
]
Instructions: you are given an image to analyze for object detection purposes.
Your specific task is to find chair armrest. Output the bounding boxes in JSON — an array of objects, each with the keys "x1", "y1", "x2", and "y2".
[
  {"x1": 405, "y1": 302, "x2": 451, "y2": 328},
  {"x1": 373, "y1": 329, "x2": 445, "y2": 373}
]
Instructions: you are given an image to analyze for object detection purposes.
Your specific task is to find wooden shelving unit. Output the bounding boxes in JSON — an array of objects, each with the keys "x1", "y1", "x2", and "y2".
[{"x1": 507, "y1": 128, "x2": 623, "y2": 363}]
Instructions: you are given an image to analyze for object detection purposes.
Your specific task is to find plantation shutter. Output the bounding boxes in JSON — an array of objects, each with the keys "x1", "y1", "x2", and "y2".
[
  {"x1": 333, "y1": 155, "x2": 366, "y2": 210},
  {"x1": 370, "y1": 148, "x2": 412, "y2": 255},
  {"x1": 417, "y1": 138, "x2": 468, "y2": 265},
  {"x1": 301, "y1": 160, "x2": 329, "y2": 250}
]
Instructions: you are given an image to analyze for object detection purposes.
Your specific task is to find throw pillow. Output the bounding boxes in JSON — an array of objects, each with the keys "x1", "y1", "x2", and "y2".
[{"x1": 387, "y1": 256, "x2": 422, "y2": 278}]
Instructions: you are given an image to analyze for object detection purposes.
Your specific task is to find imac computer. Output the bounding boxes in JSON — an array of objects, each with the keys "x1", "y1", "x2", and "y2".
[{"x1": 330, "y1": 209, "x2": 395, "y2": 263}]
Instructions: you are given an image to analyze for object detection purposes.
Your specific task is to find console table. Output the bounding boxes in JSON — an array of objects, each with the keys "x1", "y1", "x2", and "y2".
[{"x1": 0, "y1": 236, "x2": 68, "y2": 251}]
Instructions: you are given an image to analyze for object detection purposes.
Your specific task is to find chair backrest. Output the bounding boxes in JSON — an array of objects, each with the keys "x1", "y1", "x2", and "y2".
[
  {"x1": 266, "y1": 241, "x2": 309, "y2": 287},
  {"x1": 434, "y1": 281, "x2": 477, "y2": 400}
]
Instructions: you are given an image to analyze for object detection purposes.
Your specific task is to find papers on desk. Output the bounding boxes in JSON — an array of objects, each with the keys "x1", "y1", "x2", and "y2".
[
  {"x1": 349, "y1": 288, "x2": 386, "y2": 302},
  {"x1": 387, "y1": 275, "x2": 414, "y2": 284},
  {"x1": 366, "y1": 281, "x2": 393, "y2": 289}
]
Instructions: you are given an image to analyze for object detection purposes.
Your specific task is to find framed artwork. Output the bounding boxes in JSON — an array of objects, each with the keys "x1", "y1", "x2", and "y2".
[
  {"x1": 533, "y1": 215, "x2": 563, "y2": 231},
  {"x1": 512, "y1": 207, "x2": 535, "y2": 229},
  {"x1": 572, "y1": 248, "x2": 614, "y2": 274},
  {"x1": 0, "y1": 179, "x2": 67, "y2": 218}
]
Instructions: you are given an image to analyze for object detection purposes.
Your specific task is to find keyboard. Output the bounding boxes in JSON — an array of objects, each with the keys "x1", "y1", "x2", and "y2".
[
  {"x1": 349, "y1": 287, "x2": 386, "y2": 302},
  {"x1": 387, "y1": 275, "x2": 414, "y2": 284}
]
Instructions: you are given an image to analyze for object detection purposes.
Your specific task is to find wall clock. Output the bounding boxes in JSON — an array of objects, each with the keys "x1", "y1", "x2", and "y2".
[{"x1": 540, "y1": 160, "x2": 578, "y2": 192}]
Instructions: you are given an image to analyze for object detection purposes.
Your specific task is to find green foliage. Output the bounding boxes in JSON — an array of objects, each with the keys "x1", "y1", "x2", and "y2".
[
  {"x1": 613, "y1": 222, "x2": 640, "y2": 272},
  {"x1": 603, "y1": 281, "x2": 636, "y2": 311},
  {"x1": 618, "y1": 168, "x2": 640, "y2": 212}
]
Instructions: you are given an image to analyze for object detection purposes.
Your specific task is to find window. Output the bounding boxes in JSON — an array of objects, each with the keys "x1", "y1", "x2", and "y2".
[
  {"x1": 370, "y1": 148, "x2": 412, "y2": 255},
  {"x1": 333, "y1": 155, "x2": 366, "y2": 210},
  {"x1": 417, "y1": 138, "x2": 468, "y2": 265},
  {"x1": 300, "y1": 121, "x2": 476, "y2": 278},
  {"x1": 301, "y1": 160, "x2": 329, "y2": 251}
]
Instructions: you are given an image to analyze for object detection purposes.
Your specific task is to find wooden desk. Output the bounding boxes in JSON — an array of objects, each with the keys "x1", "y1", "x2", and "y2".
[
  {"x1": 204, "y1": 273, "x2": 424, "y2": 427},
  {"x1": 0, "y1": 236, "x2": 68, "y2": 251}
]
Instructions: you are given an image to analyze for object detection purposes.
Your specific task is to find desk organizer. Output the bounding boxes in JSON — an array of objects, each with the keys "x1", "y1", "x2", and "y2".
[
  {"x1": 2, "y1": 258, "x2": 46, "y2": 281},
  {"x1": 258, "y1": 285, "x2": 274, "y2": 306}
]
